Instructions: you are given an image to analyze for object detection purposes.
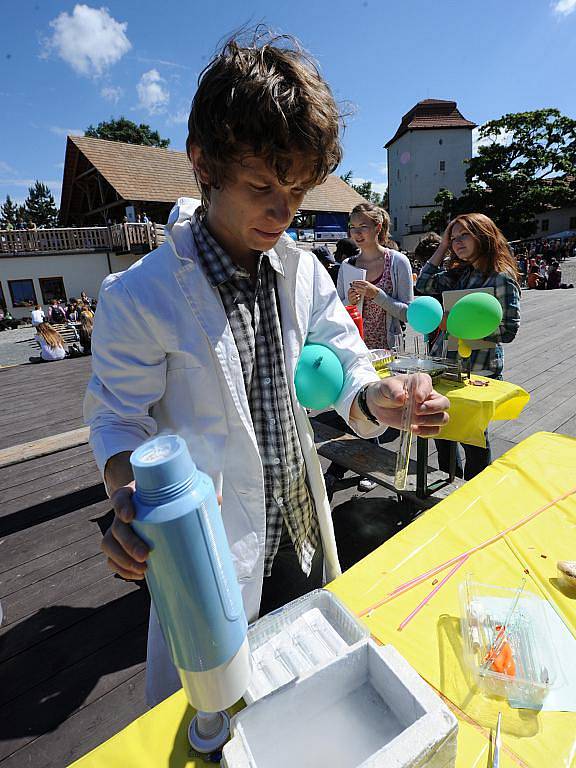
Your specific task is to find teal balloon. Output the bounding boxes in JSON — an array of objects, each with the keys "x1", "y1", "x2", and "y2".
[
  {"x1": 447, "y1": 292, "x2": 503, "y2": 340},
  {"x1": 407, "y1": 296, "x2": 443, "y2": 334},
  {"x1": 294, "y1": 344, "x2": 345, "y2": 409}
]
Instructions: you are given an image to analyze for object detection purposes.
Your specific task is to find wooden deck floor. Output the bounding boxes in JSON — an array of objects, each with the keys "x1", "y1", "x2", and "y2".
[{"x1": 1, "y1": 286, "x2": 575, "y2": 767}]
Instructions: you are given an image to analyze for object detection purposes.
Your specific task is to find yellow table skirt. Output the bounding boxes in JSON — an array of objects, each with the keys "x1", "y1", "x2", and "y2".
[
  {"x1": 378, "y1": 370, "x2": 530, "y2": 448},
  {"x1": 71, "y1": 433, "x2": 575, "y2": 768}
]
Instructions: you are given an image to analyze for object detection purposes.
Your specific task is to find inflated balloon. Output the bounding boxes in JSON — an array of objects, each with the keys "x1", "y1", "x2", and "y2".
[
  {"x1": 294, "y1": 344, "x2": 345, "y2": 409},
  {"x1": 458, "y1": 339, "x2": 472, "y2": 359},
  {"x1": 406, "y1": 296, "x2": 444, "y2": 335},
  {"x1": 447, "y1": 292, "x2": 503, "y2": 340}
]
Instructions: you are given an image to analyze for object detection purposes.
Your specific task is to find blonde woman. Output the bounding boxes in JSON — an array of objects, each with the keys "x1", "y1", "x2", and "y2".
[
  {"x1": 337, "y1": 203, "x2": 414, "y2": 350},
  {"x1": 79, "y1": 311, "x2": 94, "y2": 354},
  {"x1": 33, "y1": 322, "x2": 66, "y2": 362},
  {"x1": 416, "y1": 212, "x2": 521, "y2": 479}
]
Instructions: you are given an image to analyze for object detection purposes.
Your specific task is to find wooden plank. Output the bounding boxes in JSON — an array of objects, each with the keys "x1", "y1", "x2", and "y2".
[
  {"x1": 0, "y1": 669, "x2": 147, "y2": 768},
  {"x1": 0, "y1": 406, "x2": 84, "y2": 443},
  {"x1": 0, "y1": 499, "x2": 111, "y2": 575},
  {"x1": 0, "y1": 460, "x2": 100, "y2": 505},
  {"x1": 0, "y1": 572, "x2": 140, "y2": 663},
  {"x1": 0, "y1": 419, "x2": 87, "y2": 452},
  {"x1": 0, "y1": 532, "x2": 103, "y2": 598},
  {"x1": 0, "y1": 427, "x2": 90, "y2": 469},
  {"x1": 0, "y1": 587, "x2": 149, "y2": 707},
  {"x1": 0, "y1": 444, "x2": 94, "y2": 492},
  {"x1": 0, "y1": 625, "x2": 148, "y2": 762}
]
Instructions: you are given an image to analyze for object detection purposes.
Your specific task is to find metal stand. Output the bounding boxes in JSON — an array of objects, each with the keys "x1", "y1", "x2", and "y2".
[{"x1": 416, "y1": 438, "x2": 458, "y2": 499}]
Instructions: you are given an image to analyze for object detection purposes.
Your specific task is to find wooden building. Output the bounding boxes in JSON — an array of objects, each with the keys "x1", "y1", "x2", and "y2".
[{"x1": 59, "y1": 135, "x2": 367, "y2": 227}]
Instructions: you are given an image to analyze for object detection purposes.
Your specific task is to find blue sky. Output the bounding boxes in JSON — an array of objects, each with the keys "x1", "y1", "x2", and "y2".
[{"x1": 1, "y1": 0, "x2": 575, "y2": 210}]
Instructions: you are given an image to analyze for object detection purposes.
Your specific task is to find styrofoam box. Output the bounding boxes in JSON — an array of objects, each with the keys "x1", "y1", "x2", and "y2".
[
  {"x1": 244, "y1": 589, "x2": 370, "y2": 705},
  {"x1": 223, "y1": 640, "x2": 458, "y2": 768}
]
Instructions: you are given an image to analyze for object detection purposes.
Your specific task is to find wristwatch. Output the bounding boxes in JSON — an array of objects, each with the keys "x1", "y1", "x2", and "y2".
[{"x1": 357, "y1": 384, "x2": 379, "y2": 425}]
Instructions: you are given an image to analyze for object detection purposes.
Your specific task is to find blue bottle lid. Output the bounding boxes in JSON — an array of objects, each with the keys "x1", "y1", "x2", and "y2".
[{"x1": 131, "y1": 435, "x2": 198, "y2": 498}]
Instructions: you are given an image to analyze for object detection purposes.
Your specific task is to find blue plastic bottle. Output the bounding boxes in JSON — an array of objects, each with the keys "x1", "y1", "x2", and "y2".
[{"x1": 130, "y1": 434, "x2": 251, "y2": 714}]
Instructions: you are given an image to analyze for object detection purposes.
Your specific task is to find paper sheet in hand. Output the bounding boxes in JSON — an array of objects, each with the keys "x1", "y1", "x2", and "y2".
[
  {"x1": 340, "y1": 262, "x2": 367, "y2": 314},
  {"x1": 442, "y1": 287, "x2": 497, "y2": 352}
]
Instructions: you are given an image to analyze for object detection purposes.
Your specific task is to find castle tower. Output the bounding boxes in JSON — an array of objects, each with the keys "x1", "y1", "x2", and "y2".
[{"x1": 386, "y1": 99, "x2": 476, "y2": 250}]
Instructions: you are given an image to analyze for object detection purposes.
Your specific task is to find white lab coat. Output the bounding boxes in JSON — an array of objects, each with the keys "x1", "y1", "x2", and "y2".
[{"x1": 84, "y1": 198, "x2": 384, "y2": 705}]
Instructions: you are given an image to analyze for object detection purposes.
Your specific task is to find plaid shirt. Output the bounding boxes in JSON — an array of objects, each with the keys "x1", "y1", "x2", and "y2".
[
  {"x1": 416, "y1": 262, "x2": 521, "y2": 377},
  {"x1": 190, "y1": 213, "x2": 318, "y2": 576}
]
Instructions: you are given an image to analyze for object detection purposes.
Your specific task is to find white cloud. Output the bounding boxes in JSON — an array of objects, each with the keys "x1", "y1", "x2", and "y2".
[
  {"x1": 553, "y1": 0, "x2": 576, "y2": 15},
  {"x1": 137, "y1": 56, "x2": 193, "y2": 71},
  {"x1": 100, "y1": 85, "x2": 123, "y2": 103},
  {"x1": 368, "y1": 162, "x2": 388, "y2": 181},
  {"x1": 43, "y1": 4, "x2": 131, "y2": 77},
  {"x1": 167, "y1": 107, "x2": 189, "y2": 125},
  {"x1": 50, "y1": 126, "x2": 84, "y2": 137},
  {"x1": 137, "y1": 69, "x2": 170, "y2": 114},
  {"x1": 0, "y1": 161, "x2": 17, "y2": 175},
  {"x1": 472, "y1": 127, "x2": 513, "y2": 156},
  {"x1": 351, "y1": 177, "x2": 388, "y2": 196}
]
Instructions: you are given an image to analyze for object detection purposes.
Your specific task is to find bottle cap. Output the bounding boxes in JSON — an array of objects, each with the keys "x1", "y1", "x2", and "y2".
[{"x1": 130, "y1": 434, "x2": 197, "y2": 492}]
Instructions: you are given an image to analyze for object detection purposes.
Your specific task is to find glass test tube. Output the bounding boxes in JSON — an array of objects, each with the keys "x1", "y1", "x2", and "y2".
[{"x1": 394, "y1": 372, "x2": 417, "y2": 490}]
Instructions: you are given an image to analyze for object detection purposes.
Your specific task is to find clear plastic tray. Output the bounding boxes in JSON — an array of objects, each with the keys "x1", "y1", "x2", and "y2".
[
  {"x1": 244, "y1": 589, "x2": 369, "y2": 704},
  {"x1": 370, "y1": 349, "x2": 394, "y2": 373},
  {"x1": 459, "y1": 578, "x2": 562, "y2": 708}
]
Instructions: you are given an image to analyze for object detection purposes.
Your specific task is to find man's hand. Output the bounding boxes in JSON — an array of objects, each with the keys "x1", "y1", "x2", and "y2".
[
  {"x1": 102, "y1": 452, "x2": 149, "y2": 580},
  {"x1": 102, "y1": 480, "x2": 150, "y2": 580},
  {"x1": 360, "y1": 374, "x2": 450, "y2": 436}
]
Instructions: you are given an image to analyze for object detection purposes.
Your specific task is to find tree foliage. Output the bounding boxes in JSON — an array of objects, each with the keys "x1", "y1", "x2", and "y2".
[
  {"x1": 85, "y1": 117, "x2": 171, "y2": 148},
  {"x1": 22, "y1": 182, "x2": 59, "y2": 227},
  {"x1": 0, "y1": 195, "x2": 20, "y2": 228},
  {"x1": 422, "y1": 188, "x2": 454, "y2": 233},
  {"x1": 457, "y1": 109, "x2": 576, "y2": 239},
  {"x1": 340, "y1": 171, "x2": 387, "y2": 207}
]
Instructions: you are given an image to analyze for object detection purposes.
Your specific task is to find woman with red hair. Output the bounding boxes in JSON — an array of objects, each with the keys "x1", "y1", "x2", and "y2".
[{"x1": 416, "y1": 213, "x2": 521, "y2": 479}]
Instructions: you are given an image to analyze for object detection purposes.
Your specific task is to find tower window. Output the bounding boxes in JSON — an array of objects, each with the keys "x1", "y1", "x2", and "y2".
[
  {"x1": 439, "y1": 139, "x2": 443, "y2": 145},
  {"x1": 393, "y1": 217, "x2": 398, "y2": 231},
  {"x1": 541, "y1": 219, "x2": 549, "y2": 232},
  {"x1": 439, "y1": 161, "x2": 446, "y2": 172}
]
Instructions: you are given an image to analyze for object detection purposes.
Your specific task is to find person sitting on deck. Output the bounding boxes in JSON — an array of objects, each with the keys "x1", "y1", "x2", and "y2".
[
  {"x1": 30, "y1": 304, "x2": 45, "y2": 326},
  {"x1": 31, "y1": 322, "x2": 67, "y2": 362},
  {"x1": 78, "y1": 312, "x2": 93, "y2": 355},
  {"x1": 84, "y1": 30, "x2": 450, "y2": 708}
]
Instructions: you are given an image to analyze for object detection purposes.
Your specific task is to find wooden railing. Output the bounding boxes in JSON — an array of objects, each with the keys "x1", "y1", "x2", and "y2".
[{"x1": 0, "y1": 223, "x2": 162, "y2": 256}]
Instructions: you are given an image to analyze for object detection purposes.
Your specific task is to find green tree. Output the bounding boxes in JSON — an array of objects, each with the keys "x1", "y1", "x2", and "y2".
[
  {"x1": 0, "y1": 195, "x2": 20, "y2": 228},
  {"x1": 422, "y1": 188, "x2": 455, "y2": 233},
  {"x1": 340, "y1": 171, "x2": 386, "y2": 206},
  {"x1": 85, "y1": 117, "x2": 170, "y2": 148},
  {"x1": 457, "y1": 109, "x2": 576, "y2": 239},
  {"x1": 22, "y1": 182, "x2": 59, "y2": 227}
]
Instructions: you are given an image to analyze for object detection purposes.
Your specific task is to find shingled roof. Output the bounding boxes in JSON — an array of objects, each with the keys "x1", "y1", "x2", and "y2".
[
  {"x1": 385, "y1": 99, "x2": 476, "y2": 148},
  {"x1": 60, "y1": 135, "x2": 367, "y2": 222}
]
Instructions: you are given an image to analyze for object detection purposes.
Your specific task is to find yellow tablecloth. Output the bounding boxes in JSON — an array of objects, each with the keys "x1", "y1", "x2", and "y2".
[
  {"x1": 434, "y1": 375, "x2": 530, "y2": 448},
  {"x1": 71, "y1": 432, "x2": 575, "y2": 768},
  {"x1": 331, "y1": 431, "x2": 576, "y2": 768},
  {"x1": 377, "y1": 369, "x2": 530, "y2": 448}
]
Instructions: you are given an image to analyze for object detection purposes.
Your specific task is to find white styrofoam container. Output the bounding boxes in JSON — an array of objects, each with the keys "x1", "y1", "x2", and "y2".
[
  {"x1": 244, "y1": 589, "x2": 369, "y2": 704},
  {"x1": 223, "y1": 640, "x2": 458, "y2": 768}
]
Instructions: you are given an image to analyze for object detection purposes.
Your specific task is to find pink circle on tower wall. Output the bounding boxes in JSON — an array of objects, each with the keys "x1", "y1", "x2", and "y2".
[{"x1": 400, "y1": 151, "x2": 411, "y2": 165}]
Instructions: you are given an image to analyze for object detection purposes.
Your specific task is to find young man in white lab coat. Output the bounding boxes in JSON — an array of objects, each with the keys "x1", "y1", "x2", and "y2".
[{"x1": 84, "y1": 33, "x2": 450, "y2": 705}]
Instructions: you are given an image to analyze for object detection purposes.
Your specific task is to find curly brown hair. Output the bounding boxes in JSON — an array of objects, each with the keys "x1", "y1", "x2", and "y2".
[{"x1": 186, "y1": 30, "x2": 344, "y2": 208}]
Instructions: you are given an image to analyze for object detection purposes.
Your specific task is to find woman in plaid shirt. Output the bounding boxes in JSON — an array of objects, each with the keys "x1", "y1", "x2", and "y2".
[{"x1": 416, "y1": 213, "x2": 521, "y2": 479}]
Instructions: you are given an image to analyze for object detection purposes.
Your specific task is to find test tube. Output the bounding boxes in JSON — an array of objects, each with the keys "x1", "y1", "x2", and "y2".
[{"x1": 394, "y1": 372, "x2": 417, "y2": 490}]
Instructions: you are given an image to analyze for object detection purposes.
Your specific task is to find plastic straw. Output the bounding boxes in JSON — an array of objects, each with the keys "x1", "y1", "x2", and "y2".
[
  {"x1": 394, "y1": 372, "x2": 417, "y2": 490},
  {"x1": 358, "y1": 484, "x2": 576, "y2": 618},
  {"x1": 397, "y1": 554, "x2": 470, "y2": 631}
]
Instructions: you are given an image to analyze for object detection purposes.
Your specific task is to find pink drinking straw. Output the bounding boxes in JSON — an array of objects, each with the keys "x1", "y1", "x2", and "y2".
[
  {"x1": 396, "y1": 554, "x2": 470, "y2": 632},
  {"x1": 357, "y1": 485, "x2": 576, "y2": 619}
]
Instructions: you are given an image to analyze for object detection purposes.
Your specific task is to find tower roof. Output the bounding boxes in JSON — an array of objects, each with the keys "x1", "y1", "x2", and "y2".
[{"x1": 385, "y1": 99, "x2": 476, "y2": 148}]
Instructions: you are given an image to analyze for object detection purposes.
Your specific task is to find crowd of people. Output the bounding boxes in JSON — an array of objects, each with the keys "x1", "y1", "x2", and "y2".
[{"x1": 27, "y1": 291, "x2": 95, "y2": 362}]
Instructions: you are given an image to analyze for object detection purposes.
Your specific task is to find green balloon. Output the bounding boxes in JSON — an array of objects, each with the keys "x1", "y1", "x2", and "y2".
[
  {"x1": 447, "y1": 292, "x2": 503, "y2": 340},
  {"x1": 294, "y1": 344, "x2": 345, "y2": 409}
]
